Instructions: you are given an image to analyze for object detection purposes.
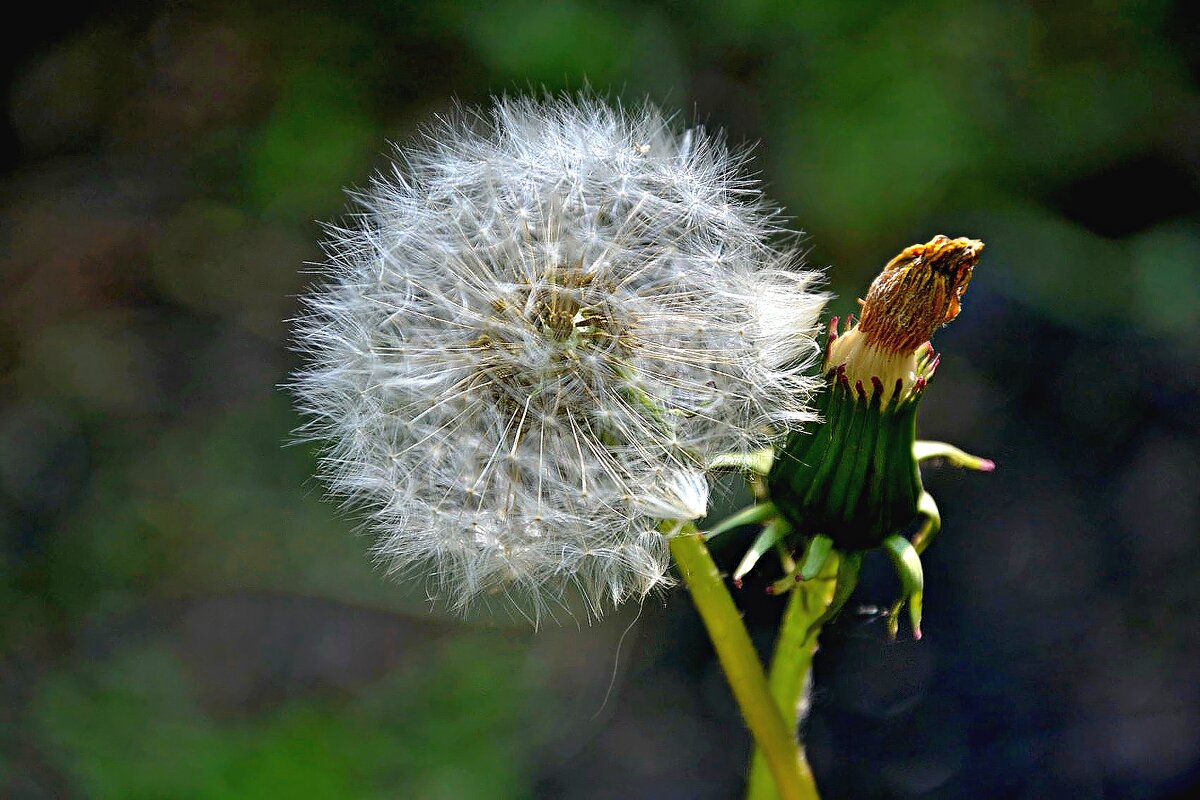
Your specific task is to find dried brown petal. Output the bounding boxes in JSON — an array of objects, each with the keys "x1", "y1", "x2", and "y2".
[{"x1": 857, "y1": 235, "x2": 983, "y2": 354}]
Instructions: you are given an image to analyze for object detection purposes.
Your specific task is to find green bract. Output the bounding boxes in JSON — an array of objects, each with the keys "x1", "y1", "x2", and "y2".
[
  {"x1": 707, "y1": 235, "x2": 993, "y2": 641},
  {"x1": 769, "y1": 352, "x2": 930, "y2": 552}
]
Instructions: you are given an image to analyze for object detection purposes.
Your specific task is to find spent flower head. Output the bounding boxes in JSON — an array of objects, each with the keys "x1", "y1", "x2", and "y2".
[
  {"x1": 710, "y1": 235, "x2": 991, "y2": 640},
  {"x1": 826, "y1": 235, "x2": 982, "y2": 399},
  {"x1": 291, "y1": 94, "x2": 827, "y2": 621}
]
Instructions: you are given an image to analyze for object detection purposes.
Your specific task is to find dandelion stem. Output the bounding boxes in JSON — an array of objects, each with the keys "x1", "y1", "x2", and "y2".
[
  {"x1": 667, "y1": 525, "x2": 819, "y2": 800},
  {"x1": 744, "y1": 553, "x2": 838, "y2": 800}
]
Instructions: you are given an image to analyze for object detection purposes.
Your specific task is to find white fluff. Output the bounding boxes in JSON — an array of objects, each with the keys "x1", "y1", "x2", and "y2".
[{"x1": 291, "y1": 95, "x2": 827, "y2": 622}]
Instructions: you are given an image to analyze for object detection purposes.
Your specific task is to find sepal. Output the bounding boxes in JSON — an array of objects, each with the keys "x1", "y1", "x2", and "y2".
[
  {"x1": 702, "y1": 501, "x2": 777, "y2": 541},
  {"x1": 914, "y1": 440, "x2": 995, "y2": 472},
  {"x1": 733, "y1": 517, "x2": 793, "y2": 583},
  {"x1": 708, "y1": 448, "x2": 775, "y2": 476},
  {"x1": 882, "y1": 534, "x2": 924, "y2": 640}
]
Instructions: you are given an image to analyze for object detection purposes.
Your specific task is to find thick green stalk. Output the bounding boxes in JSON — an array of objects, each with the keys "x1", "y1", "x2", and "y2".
[
  {"x1": 668, "y1": 526, "x2": 819, "y2": 800},
  {"x1": 745, "y1": 556, "x2": 838, "y2": 800}
]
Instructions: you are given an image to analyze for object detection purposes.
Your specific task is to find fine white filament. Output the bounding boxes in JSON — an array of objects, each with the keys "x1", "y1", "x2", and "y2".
[{"x1": 292, "y1": 95, "x2": 826, "y2": 622}]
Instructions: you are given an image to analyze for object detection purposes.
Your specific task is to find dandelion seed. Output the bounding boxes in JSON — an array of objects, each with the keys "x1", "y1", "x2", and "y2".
[{"x1": 291, "y1": 94, "x2": 827, "y2": 621}]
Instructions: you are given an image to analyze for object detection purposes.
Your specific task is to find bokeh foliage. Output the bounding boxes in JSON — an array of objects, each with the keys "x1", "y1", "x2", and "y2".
[{"x1": 3, "y1": 1, "x2": 1199, "y2": 797}]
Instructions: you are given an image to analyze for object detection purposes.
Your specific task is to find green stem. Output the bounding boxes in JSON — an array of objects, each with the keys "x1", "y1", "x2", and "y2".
[
  {"x1": 668, "y1": 525, "x2": 818, "y2": 800},
  {"x1": 745, "y1": 555, "x2": 838, "y2": 800}
]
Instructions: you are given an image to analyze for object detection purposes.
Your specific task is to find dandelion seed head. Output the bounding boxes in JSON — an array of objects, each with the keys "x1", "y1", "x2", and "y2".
[{"x1": 291, "y1": 94, "x2": 827, "y2": 622}]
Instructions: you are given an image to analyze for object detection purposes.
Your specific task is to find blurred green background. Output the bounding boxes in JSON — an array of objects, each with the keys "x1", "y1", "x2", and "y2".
[{"x1": 3, "y1": 1, "x2": 1199, "y2": 798}]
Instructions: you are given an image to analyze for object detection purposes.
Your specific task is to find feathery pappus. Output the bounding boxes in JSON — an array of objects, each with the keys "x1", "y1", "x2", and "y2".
[{"x1": 291, "y1": 94, "x2": 827, "y2": 622}]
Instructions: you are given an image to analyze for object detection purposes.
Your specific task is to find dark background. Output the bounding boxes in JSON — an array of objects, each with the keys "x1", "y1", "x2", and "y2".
[{"x1": 3, "y1": 1, "x2": 1199, "y2": 798}]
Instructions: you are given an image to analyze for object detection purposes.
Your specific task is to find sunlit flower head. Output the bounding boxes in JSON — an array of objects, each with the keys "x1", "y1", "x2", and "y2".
[{"x1": 291, "y1": 94, "x2": 827, "y2": 622}]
